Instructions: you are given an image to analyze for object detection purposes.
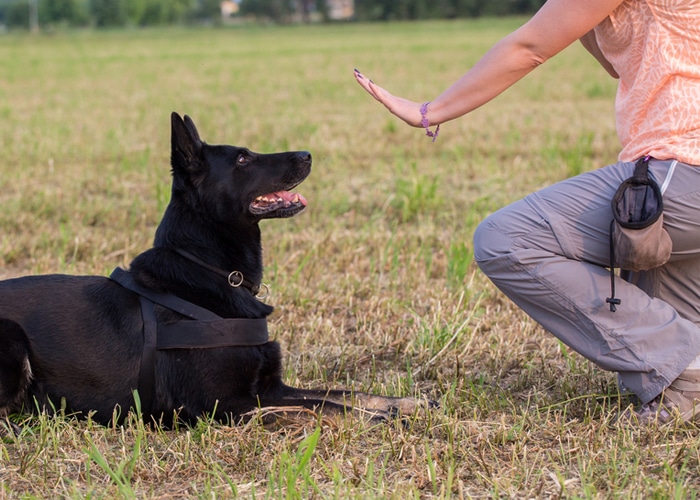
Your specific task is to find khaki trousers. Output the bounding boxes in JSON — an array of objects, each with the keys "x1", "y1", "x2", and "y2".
[{"x1": 474, "y1": 158, "x2": 700, "y2": 404}]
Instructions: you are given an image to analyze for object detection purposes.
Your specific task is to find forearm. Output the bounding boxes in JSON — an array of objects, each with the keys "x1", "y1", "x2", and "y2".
[
  {"x1": 424, "y1": 0, "x2": 623, "y2": 126},
  {"x1": 427, "y1": 31, "x2": 548, "y2": 125},
  {"x1": 355, "y1": 0, "x2": 624, "y2": 130}
]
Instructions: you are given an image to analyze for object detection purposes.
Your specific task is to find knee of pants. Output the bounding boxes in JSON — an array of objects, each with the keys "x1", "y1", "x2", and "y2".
[{"x1": 473, "y1": 209, "x2": 517, "y2": 274}]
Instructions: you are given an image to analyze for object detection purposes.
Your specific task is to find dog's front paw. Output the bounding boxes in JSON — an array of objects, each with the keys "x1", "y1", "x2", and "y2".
[{"x1": 392, "y1": 395, "x2": 439, "y2": 415}]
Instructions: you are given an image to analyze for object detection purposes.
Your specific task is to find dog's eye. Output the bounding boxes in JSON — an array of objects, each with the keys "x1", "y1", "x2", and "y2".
[{"x1": 236, "y1": 154, "x2": 250, "y2": 166}]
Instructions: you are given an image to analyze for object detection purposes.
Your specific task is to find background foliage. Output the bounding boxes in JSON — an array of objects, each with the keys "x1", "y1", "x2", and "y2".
[
  {"x1": 0, "y1": 0, "x2": 546, "y2": 29},
  {"x1": 353, "y1": 0, "x2": 546, "y2": 21}
]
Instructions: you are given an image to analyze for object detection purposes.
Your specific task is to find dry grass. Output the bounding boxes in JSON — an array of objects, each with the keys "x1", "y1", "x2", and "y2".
[{"x1": 1, "y1": 19, "x2": 699, "y2": 498}]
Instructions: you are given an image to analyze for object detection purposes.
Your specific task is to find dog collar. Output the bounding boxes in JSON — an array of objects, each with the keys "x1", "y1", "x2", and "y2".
[{"x1": 173, "y1": 248, "x2": 269, "y2": 299}]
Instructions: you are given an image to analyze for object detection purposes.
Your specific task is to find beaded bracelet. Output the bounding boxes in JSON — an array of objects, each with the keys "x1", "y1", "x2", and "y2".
[{"x1": 420, "y1": 101, "x2": 440, "y2": 142}]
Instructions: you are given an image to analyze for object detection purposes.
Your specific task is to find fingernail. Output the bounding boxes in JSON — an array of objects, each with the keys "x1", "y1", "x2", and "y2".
[{"x1": 354, "y1": 68, "x2": 363, "y2": 78}]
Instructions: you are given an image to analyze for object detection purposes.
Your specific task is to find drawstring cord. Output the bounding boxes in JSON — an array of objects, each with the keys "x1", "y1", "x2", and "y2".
[{"x1": 606, "y1": 219, "x2": 621, "y2": 312}]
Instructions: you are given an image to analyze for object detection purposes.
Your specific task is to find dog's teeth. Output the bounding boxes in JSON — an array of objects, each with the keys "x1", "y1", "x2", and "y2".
[{"x1": 292, "y1": 194, "x2": 299, "y2": 203}]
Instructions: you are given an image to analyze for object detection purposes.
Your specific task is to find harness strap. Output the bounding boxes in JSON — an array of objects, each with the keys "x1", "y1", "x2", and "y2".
[
  {"x1": 157, "y1": 320, "x2": 268, "y2": 349},
  {"x1": 109, "y1": 267, "x2": 270, "y2": 417},
  {"x1": 138, "y1": 296, "x2": 157, "y2": 417},
  {"x1": 111, "y1": 267, "x2": 222, "y2": 320}
]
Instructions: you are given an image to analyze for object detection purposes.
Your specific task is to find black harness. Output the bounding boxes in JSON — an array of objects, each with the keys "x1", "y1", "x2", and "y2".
[{"x1": 109, "y1": 267, "x2": 269, "y2": 416}]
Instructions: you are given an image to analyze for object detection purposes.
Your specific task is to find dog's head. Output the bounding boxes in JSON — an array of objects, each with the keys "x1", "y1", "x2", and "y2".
[{"x1": 169, "y1": 112, "x2": 311, "y2": 223}]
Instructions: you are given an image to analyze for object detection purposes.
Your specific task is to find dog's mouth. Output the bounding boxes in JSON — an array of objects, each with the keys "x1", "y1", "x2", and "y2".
[{"x1": 249, "y1": 190, "x2": 308, "y2": 219}]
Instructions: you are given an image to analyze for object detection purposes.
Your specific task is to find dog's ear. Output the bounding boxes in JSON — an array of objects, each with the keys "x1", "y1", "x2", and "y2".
[
  {"x1": 183, "y1": 115, "x2": 202, "y2": 143},
  {"x1": 171, "y1": 112, "x2": 203, "y2": 172}
]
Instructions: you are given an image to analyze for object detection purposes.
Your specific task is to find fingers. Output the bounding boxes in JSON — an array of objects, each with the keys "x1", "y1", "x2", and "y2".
[
  {"x1": 353, "y1": 68, "x2": 423, "y2": 128},
  {"x1": 353, "y1": 68, "x2": 381, "y2": 102}
]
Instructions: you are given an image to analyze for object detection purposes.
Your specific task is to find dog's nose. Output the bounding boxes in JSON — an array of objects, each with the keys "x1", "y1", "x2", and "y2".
[{"x1": 296, "y1": 151, "x2": 312, "y2": 164}]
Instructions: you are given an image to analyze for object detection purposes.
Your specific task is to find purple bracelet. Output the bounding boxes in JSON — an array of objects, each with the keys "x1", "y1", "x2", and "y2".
[{"x1": 420, "y1": 101, "x2": 440, "y2": 142}]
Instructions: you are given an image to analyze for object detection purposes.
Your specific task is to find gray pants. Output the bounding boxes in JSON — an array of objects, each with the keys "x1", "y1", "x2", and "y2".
[{"x1": 473, "y1": 158, "x2": 700, "y2": 404}]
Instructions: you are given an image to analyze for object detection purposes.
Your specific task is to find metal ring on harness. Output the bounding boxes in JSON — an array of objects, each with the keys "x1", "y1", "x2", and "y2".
[
  {"x1": 228, "y1": 270, "x2": 244, "y2": 288},
  {"x1": 255, "y1": 283, "x2": 270, "y2": 300}
]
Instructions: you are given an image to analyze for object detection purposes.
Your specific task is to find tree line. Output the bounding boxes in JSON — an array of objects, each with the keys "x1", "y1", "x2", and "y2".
[
  {"x1": 352, "y1": 0, "x2": 545, "y2": 21},
  {"x1": 1, "y1": 0, "x2": 546, "y2": 29},
  {"x1": 1, "y1": 0, "x2": 217, "y2": 28}
]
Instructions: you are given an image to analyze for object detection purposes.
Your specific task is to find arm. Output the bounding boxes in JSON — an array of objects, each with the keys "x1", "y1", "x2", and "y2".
[
  {"x1": 355, "y1": 0, "x2": 624, "y2": 128},
  {"x1": 579, "y1": 29, "x2": 619, "y2": 78}
]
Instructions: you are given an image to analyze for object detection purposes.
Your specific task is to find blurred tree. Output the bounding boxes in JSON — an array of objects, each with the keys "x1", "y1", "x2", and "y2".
[
  {"x1": 1, "y1": 0, "x2": 548, "y2": 30},
  {"x1": 239, "y1": 0, "x2": 294, "y2": 22},
  {"x1": 191, "y1": 0, "x2": 222, "y2": 22},
  {"x1": 41, "y1": 0, "x2": 89, "y2": 25},
  {"x1": 90, "y1": 0, "x2": 127, "y2": 26},
  {"x1": 2, "y1": 1, "x2": 32, "y2": 27},
  {"x1": 353, "y1": 0, "x2": 545, "y2": 20}
]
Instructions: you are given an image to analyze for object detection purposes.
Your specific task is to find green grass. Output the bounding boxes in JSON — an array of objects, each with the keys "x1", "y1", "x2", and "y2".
[{"x1": 1, "y1": 19, "x2": 698, "y2": 498}]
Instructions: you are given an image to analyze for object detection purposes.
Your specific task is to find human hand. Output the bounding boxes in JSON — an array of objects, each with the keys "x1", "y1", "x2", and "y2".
[{"x1": 353, "y1": 69, "x2": 424, "y2": 128}]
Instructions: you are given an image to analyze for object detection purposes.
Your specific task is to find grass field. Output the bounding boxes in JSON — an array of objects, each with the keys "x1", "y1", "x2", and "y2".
[{"x1": 1, "y1": 19, "x2": 699, "y2": 499}]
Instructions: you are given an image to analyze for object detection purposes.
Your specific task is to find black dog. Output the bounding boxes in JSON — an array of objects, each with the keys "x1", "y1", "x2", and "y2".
[{"x1": 0, "y1": 113, "x2": 427, "y2": 431}]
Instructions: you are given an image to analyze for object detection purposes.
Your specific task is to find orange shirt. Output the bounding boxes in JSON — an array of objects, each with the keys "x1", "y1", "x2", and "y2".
[{"x1": 594, "y1": 0, "x2": 700, "y2": 164}]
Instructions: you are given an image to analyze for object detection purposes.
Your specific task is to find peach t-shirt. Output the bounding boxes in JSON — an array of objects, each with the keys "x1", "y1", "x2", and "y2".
[{"x1": 594, "y1": 0, "x2": 700, "y2": 164}]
